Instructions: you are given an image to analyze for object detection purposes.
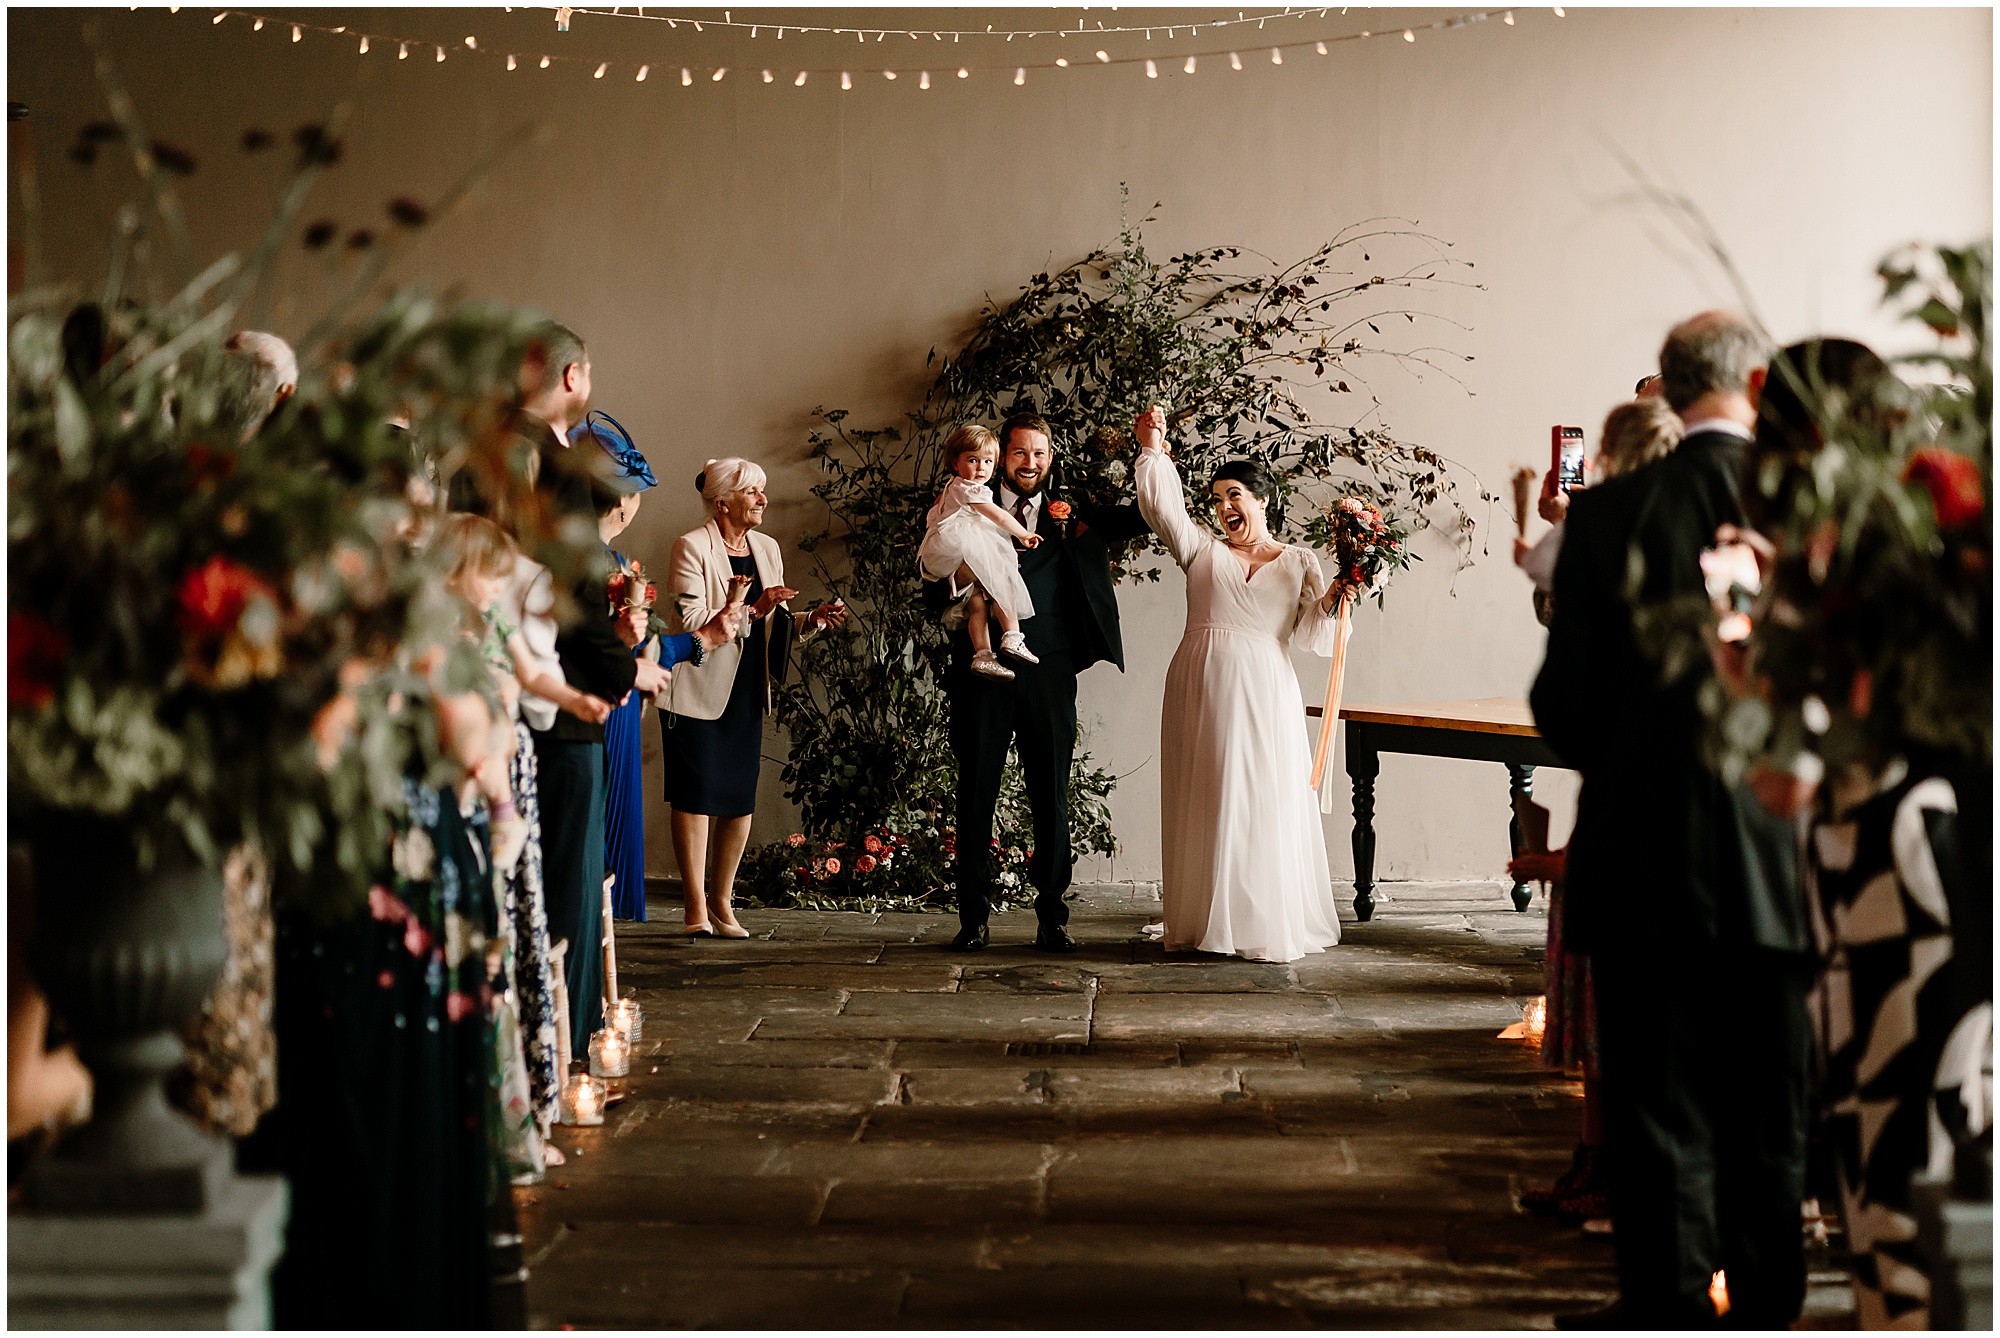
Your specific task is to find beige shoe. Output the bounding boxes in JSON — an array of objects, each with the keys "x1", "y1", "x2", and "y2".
[
  {"x1": 999, "y1": 631, "x2": 1039, "y2": 664},
  {"x1": 970, "y1": 650, "x2": 1015, "y2": 680}
]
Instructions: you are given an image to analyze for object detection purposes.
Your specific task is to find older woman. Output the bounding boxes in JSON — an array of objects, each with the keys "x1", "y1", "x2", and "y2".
[{"x1": 661, "y1": 457, "x2": 844, "y2": 937}]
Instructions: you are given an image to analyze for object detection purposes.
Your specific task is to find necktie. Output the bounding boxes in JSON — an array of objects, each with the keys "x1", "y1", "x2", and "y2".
[{"x1": 1013, "y1": 494, "x2": 1033, "y2": 530}]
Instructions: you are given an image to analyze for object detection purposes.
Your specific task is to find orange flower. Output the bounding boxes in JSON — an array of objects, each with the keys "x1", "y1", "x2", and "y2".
[
  {"x1": 824, "y1": 856, "x2": 842, "y2": 876},
  {"x1": 855, "y1": 854, "x2": 878, "y2": 874},
  {"x1": 862, "y1": 834, "x2": 885, "y2": 855},
  {"x1": 1045, "y1": 500, "x2": 1073, "y2": 522}
]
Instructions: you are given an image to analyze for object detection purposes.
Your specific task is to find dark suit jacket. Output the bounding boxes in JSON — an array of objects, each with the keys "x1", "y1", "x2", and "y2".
[
  {"x1": 922, "y1": 494, "x2": 1151, "y2": 675},
  {"x1": 1530, "y1": 430, "x2": 1808, "y2": 957},
  {"x1": 451, "y1": 415, "x2": 634, "y2": 743}
]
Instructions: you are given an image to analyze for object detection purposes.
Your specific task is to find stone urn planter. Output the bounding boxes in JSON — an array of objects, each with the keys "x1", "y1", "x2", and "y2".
[{"x1": 20, "y1": 811, "x2": 232, "y2": 1213}]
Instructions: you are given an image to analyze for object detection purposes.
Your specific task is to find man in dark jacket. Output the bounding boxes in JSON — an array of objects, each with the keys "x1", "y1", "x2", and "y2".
[
  {"x1": 922, "y1": 413, "x2": 1151, "y2": 952},
  {"x1": 1533, "y1": 312, "x2": 1813, "y2": 1329}
]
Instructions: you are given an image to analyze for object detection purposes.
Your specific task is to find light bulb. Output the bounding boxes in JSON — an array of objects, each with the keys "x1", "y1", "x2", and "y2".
[
  {"x1": 1316, "y1": 40, "x2": 1328, "y2": 54},
  {"x1": 841, "y1": 71, "x2": 852, "y2": 88},
  {"x1": 290, "y1": 24, "x2": 301, "y2": 42},
  {"x1": 540, "y1": 54, "x2": 551, "y2": 68},
  {"x1": 956, "y1": 66, "x2": 968, "y2": 78},
  {"x1": 435, "y1": 46, "x2": 446, "y2": 62},
  {"x1": 1229, "y1": 51, "x2": 1241, "y2": 69},
  {"x1": 397, "y1": 41, "x2": 408, "y2": 59},
  {"x1": 463, "y1": 35, "x2": 475, "y2": 47},
  {"x1": 884, "y1": 69, "x2": 897, "y2": 79},
  {"x1": 1013, "y1": 67, "x2": 1024, "y2": 84},
  {"x1": 593, "y1": 62, "x2": 606, "y2": 78},
  {"x1": 1270, "y1": 47, "x2": 1281, "y2": 64},
  {"x1": 919, "y1": 70, "x2": 930, "y2": 88},
  {"x1": 1553, "y1": 6, "x2": 1566, "y2": 15},
  {"x1": 506, "y1": 52, "x2": 517, "y2": 69},
  {"x1": 680, "y1": 67, "x2": 691, "y2": 84},
  {"x1": 1184, "y1": 54, "x2": 1196, "y2": 73},
  {"x1": 1055, "y1": 56, "x2": 1068, "y2": 66},
  {"x1": 1095, "y1": 49, "x2": 1109, "y2": 61},
  {"x1": 358, "y1": 34, "x2": 369, "y2": 52},
  {"x1": 795, "y1": 70, "x2": 808, "y2": 85},
  {"x1": 761, "y1": 68, "x2": 771, "y2": 81},
  {"x1": 1145, "y1": 58, "x2": 1156, "y2": 77},
  {"x1": 250, "y1": 16, "x2": 262, "y2": 30},
  {"x1": 637, "y1": 63, "x2": 648, "y2": 80},
  {"x1": 1403, "y1": 29, "x2": 1415, "y2": 41},
  {"x1": 1503, "y1": 10, "x2": 1516, "y2": 23},
  {"x1": 211, "y1": 9, "x2": 225, "y2": 21},
  {"x1": 711, "y1": 66, "x2": 726, "y2": 80}
]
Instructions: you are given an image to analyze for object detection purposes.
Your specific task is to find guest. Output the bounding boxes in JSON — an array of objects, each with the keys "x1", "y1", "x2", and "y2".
[
  {"x1": 572, "y1": 411, "x2": 662, "y2": 923},
  {"x1": 1515, "y1": 392, "x2": 1684, "y2": 606},
  {"x1": 219, "y1": 329, "x2": 298, "y2": 443},
  {"x1": 1533, "y1": 312, "x2": 1814, "y2": 1329},
  {"x1": 660, "y1": 458, "x2": 845, "y2": 937},
  {"x1": 1748, "y1": 339, "x2": 1987, "y2": 1329}
]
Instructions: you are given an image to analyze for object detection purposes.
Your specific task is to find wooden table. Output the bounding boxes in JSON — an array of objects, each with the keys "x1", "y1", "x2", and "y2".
[{"x1": 1308, "y1": 697, "x2": 1565, "y2": 922}]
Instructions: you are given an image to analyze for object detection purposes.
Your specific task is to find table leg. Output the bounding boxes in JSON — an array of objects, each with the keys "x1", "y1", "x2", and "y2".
[
  {"x1": 1346, "y1": 726, "x2": 1380, "y2": 922},
  {"x1": 1506, "y1": 762, "x2": 1536, "y2": 912}
]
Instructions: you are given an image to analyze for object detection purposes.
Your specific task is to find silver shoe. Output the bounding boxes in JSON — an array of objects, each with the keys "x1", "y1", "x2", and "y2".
[{"x1": 970, "y1": 650, "x2": 1015, "y2": 680}]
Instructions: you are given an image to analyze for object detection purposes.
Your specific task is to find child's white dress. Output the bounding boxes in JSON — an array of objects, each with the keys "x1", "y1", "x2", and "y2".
[{"x1": 917, "y1": 478, "x2": 1035, "y2": 623}]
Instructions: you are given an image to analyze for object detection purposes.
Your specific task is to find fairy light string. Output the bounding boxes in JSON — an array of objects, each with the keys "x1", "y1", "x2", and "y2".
[
  {"x1": 552, "y1": 5, "x2": 1367, "y2": 41},
  {"x1": 196, "y1": 7, "x2": 1559, "y2": 86}
]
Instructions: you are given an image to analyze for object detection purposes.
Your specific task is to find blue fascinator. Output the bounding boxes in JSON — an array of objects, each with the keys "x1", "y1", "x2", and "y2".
[{"x1": 570, "y1": 409, "x2": 657, "y2": 493}]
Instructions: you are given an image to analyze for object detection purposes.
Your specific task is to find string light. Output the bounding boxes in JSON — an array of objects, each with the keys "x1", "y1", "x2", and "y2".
[
  {"x1": 1553, "y1": 5, "x2": 1565, "y2": 13},
  {"x1": 795, "y1": 70, "x2": 808, "y2": 84},
  {"x1": 841, "y1": 70, "x2": 852, "y2": 88},
  {"x1": 560, "y1": 5, "x2": 1343, "y2": 42},
  {"x1": 192, "y1": 7, "x2": 1541, "y2": 91},
  {"x1": 884, "y1": 69, "x2": 897, "y2": 79}
]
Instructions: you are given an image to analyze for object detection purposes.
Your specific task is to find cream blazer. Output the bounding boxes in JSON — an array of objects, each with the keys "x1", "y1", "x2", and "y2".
[{"x1": 660, "y1": 520, "x2": 814, "y2": 721}]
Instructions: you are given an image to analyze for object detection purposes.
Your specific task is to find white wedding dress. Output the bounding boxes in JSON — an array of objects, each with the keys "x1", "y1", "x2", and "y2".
[{"x1": 1135, "y1": 448, "x2": 1344, "y2": 963}]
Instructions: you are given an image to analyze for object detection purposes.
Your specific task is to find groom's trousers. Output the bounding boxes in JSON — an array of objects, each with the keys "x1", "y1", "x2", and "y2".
[{"x1": 948, "y1": 649, "x2": 1076, "y2": 931}]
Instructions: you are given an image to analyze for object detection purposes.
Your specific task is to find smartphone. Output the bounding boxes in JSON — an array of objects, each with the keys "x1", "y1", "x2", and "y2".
[{"x1": 1552, "y1": 426, "x2": 1585, "y2": 492}]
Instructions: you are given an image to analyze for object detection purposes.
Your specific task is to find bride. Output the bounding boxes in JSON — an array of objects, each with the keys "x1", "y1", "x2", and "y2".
[{"x1": 1133, "y1": 406, "x2": 1345, "y2": 963}]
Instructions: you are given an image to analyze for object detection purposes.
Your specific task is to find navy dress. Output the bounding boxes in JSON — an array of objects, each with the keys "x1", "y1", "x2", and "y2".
[{"x1": 661, "y1": 554, "x2": 765, "y2": 818}]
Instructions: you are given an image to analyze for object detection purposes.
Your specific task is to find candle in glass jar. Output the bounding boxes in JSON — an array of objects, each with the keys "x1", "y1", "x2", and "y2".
[
  {"x1": 562, "y1": 1072, "x2": 605, "y2": 1126},
  {"x1": 589, "y1": 1027, "x2": 630, "y2": 1078},
  {"x1": 611, "y1": 998, "x2": 643, "y2": 1044},
  {"x1": 575, "y1": 1075, "x2": 602, "y2": 1122}
]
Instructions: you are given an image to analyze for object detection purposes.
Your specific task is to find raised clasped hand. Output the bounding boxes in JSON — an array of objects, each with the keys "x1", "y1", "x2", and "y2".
[
  {"x1": 1134, "y1": 404, "x2": 1170, "y2": 454},
  {"x1": 615, "y1": 606, "x2": 649, "y2": 648}
]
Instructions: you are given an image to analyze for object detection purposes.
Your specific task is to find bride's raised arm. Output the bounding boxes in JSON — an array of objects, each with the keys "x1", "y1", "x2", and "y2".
[
  {"x1": 1290, "y1": 549, "x2": 1345, "y2": 656},
  {"x1": 1135, "y1": 447, "x2": 1208, "y2": 571}
]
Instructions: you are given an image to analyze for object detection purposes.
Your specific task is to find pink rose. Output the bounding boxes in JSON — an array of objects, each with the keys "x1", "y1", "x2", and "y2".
[
  {"x1": 824, "y1": 856, "x2": 842, "y2": 876},
  {"x1": 786, "y1": 833, "x2": 807, "y2": 847}
]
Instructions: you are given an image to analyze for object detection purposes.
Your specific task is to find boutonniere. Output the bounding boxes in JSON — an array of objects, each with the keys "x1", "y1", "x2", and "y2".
[{"x1": 1044, "y1": 499, "x2": 1073, "y2": 527}]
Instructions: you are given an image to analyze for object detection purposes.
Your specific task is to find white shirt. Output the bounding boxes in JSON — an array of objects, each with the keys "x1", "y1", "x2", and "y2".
[
  {"x1": 508, "y1": 555, "x2": 566, "y2": 734},
  {"x1": 1678, "y1": 416, "x2": 1754, "y2": 441},
  {"x1": 995, "y1": 481, "x2": 1043, "y2": 536}
]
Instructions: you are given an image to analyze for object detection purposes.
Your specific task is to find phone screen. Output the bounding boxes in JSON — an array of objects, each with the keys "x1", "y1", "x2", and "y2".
[{"x1": 1553, "y1": 426, "x2": 1585, "y2": 491}]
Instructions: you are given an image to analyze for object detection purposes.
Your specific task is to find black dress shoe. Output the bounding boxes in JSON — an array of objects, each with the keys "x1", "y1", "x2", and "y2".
[
  {"x1": 1032, "y1": 925, "x2": 1078, "y2": 953},
  {"x1": 948, "y1": 923, "x2": 989, "y2": 952}
]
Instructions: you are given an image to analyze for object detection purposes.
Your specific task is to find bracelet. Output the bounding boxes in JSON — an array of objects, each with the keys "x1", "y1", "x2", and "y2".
[{"x1": 687, "y1": 636, "x2": 705, "y2": 668}]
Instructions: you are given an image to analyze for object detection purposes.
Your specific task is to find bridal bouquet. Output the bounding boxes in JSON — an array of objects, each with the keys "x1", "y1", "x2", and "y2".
[{"x1": 1323, "y1": 497, "x2": 1416, "y2": 607}]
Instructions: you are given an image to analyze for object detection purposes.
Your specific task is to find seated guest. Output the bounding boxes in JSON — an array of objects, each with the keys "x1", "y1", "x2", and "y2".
[
  {"x1": 660, "y1": 458, "x2": 845, "y2": 938},
  {"x1": 1533, "y1": 312, "x2": 1814, "y2": 1330}
]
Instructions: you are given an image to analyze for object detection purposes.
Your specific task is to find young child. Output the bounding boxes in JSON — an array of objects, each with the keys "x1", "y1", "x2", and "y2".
[{"x1": 918, "y1": 425, "x2": 1043, "y2": 681}]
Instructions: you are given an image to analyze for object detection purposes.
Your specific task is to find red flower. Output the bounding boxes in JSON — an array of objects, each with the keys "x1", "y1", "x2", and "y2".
[
  {"x1": 855, "y1": 854, "x2": 878, "y2": 874},
  {"x1": 1046, "y1": 500, "x2": 1073, "y2": 522},
  {"x1": 786, "y1": 833, "x2": 807, "y2": 847},
  {"x1": 644, "y1": 583, "x2": 657, "y2": 605},
  {"x1": 1903, "y1": 448, "x2": 1985, "y2": 531},
  {"x1": 862, "y1": 834, "x2": 885, "y2": 855},
  {"x1": 8, "y1": 613, "x2": 67, "y2": 710},
  {"x1": 177, "y1": 555, "x2": 275, "y2": 641}
]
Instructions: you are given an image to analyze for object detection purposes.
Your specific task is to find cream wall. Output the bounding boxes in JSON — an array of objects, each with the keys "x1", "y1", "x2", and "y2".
[{"x1": 11, "y1": 6, "x2": 1990, "y2": 888}]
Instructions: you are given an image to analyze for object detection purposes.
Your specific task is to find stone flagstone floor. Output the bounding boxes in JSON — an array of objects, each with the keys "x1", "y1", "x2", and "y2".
[{"x1": 517, "y1": 882, "x2": 1622, "y2": 1328}]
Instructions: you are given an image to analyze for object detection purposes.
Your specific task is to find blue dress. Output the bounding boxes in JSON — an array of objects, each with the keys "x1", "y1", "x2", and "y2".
[{"x1": 604, "y1": 548, "x2": 699, "y2": 923}]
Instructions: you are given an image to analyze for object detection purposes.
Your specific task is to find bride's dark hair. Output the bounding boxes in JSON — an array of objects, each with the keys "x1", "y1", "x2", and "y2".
[{"x1": 1208, "y1": 458, "x2": 1284, "y2": 529}]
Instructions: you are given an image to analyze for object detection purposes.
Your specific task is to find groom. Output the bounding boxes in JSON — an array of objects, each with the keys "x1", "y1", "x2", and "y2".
[{"x1": 923, "y1": 412, "x2": 1152, "y2": 952}]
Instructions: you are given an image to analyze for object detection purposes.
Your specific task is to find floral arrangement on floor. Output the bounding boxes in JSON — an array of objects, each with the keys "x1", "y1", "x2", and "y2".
[{"x1": 744, "y1": 202, "x2": 1483, "y2": 909}]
